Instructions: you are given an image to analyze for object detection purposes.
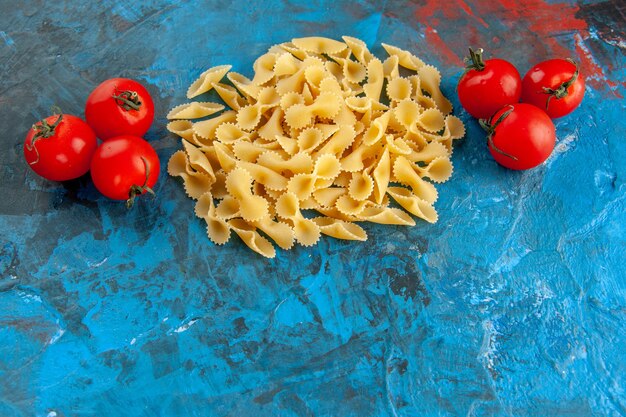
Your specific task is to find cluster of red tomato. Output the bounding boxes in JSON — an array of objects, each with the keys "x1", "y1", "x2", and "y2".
[
  {"x1": 23, "y1": 79, "x2": 160, "y2": 207},
  {"x1": 457, "y1": 48, "x2": 585, "y2": 170}
]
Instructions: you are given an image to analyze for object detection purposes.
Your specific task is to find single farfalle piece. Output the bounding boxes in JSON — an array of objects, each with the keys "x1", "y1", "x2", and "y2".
[
  {"x1": 181, "y1": 140, "x2": 216, "y2": 182},
  {"x1": 417, "y1": 65, "x2": 453, "y2": 115},
  {"x1": 304, "y1": 65, "x2": 328, "y2": 95},
  {"x1": 392, "y1": 155, "x2": 439, "y2": 204},
  {"x1": 215, "y1": 123, "x2": 249, "y2": 144},
  {"x1": 251, "y1": 217, "x2": 295, "y2": 250},
  {"x1": 167, "y1": 150, "x2": 214, "y2": 199},
  {"x1": 313, "y1": 124, "x2": 356, "y2": 158},
  {"x1": 372, "y1": 147, "x2": 391, "y2": 204},
  {"x1": 212, "y1": 82, "x2": 246, "y2": 111},
  {"x1": 348, "y1": 171, "x2": 375, "y2": 201},
  {"x1": 225, "y1": 167, "x2": 270, "y2": 222},
  {"x1": 187, "y1": 65, "x2": 231, "y2": 98},
  {"x1": 358, "y1": 206, "x2": 416, "y2": 226},
  {"x1": 385, "y1": 135, "x2": 412, "y2": 156},
  {"x1": 274, "y1": 52, "x2": 301, "y2": 77},
  {"x1": 381, "y1": 43, "x2": 425, "y2": 71},
  {"x1": 228, "y1": 72, "x2": 262, "y2": 100},
  {"x1": 257, "y1": 108, "x2": 285, "y2": 142},
  {"x1": 415, "y1": 156, "x2": 453, "y2": 183},
  {"x1": 292, "y1": 36, "x2": 348, "y2": 55},
  {"x1": 258, "y1": 151, "x2": 313, "y2": 175},
  {"x1": 386, "y1": 77, "x2": 413, "y2": 102},
  {"x1": 167, "y1": 119, "x2": 195, "y2": 141},
  {"x1": 363, "y1": 111, "x2": 392, "y2": 146},
  {"x1": 193, "y1": 111, "x2": 237, "y2": 140},
  {"x1": 312, "y1": 217, "x2": 367, "y2": 241},
  {"x1": 284, "y1": 91, "x2": 343, "y2": 129},
  {"x1": 383, "y1": 55, "x2": 400, "y2": 80},
  {"x1": 167, "y1": 102, "x2": 225, "y2": 120},
  {"x1": 237, "y1": 160, "x2": 289, "y2": 191},
  {"x1": 363, "y1": 58, "x2": 385, "y2": 102},
  {"x1": 195, "y1": 192, "x2": 231, "y2": 245},
  {"x1": 275, "y1": 191, "x2": 321, "y2": 247},
  {"x1": 312, "y1": 187, "x2": 347, "y2": 208},
  {"x1": 393, "y1": 99, "x2": 422, "y2": 130},
  {"x1": 297, "y1": 127, "x2": 324, "y2": 154},
  {"x1": 387, "y1": 187, "x2": 438, "y2": 224},
  {"x1": 251, "y1": 53, "x2": 278, "y2": 86},
  {"x1": 313, "y1": 154, "x2": 341, "y2": 180},
  {"x1": 414, "y1": 108, "x2": 446, "y2": 133},
  {"x1": 407, "y1": 141, "x2": 450, "y2": 163},
  {"x1": 228, "y1": 219, "x2": 276, "y2": 258},
  {"x1": 336, "y1": 57, "x2": 367, "y2": 84},
  {"x1": 342, "y1": 36, "x2": 374, "y2": 65}
]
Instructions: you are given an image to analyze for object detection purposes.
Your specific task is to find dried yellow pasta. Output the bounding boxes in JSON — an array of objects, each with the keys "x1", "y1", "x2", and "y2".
[
  {"x1": 387, "y1": 187, "x2": 438, "y2": 223},
  {"x1": 167, "y1": 36, "x2": 465, "y2": 257},
  {"x1": 342, "y1": 36, "x2": 373, "y2": 65},
  {"x1": 187, "y1": 65, "x2": 231, "y2": 99},
  {"x1": 211, "y1": 82, "x2": 246, "y2": 111},
  {"x1": 167, "y1": 102, "x2": 225, "y2": 120},
  {"x1": 167, "y1": 150, "x2": 213, "y2": 199},
  {"x1": 292, "y1": 36, "x2": 347, "y2": 55},
  {"x1": 312, "y1": 217, "x2": 367, "y2": 241}
]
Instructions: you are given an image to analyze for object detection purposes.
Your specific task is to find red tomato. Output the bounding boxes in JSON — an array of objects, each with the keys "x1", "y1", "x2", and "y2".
[
  {"x1": 85, "y1": 78, "x2": 155, "y2": 140},
  {"x1": 457, "y1": 48, "x2": 522, "y2": 119},
  {"x1": 521, "y1": 58, "x2": 585, "y2": 119},
  {"x1": 481, "y1": 103, "x2": 556, "y2": 170},
  {"x1": 90, "y1": 135, "x2": 160, "y2": 207},
  {"x1": 23, "y1": 112, "x2": 98, "y2": 181}
]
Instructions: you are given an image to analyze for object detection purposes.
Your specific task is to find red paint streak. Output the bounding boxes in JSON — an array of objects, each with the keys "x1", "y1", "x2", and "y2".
[
  {"x1": 424, "y1": 27, "x2": 463, "y2": 66},
  {"x1": 573, "y1": 32, "x2": 620, "y2": 96},
  {"x1": 497, "y1": 0, "x2": 587, "y2": 35},
  {"x1": 457, "y1": 0, "x2": 489, "y2": 28}
]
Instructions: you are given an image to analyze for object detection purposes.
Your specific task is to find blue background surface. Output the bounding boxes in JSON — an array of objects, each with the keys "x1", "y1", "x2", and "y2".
[{"x1": 1, "y1": 1, "x2": 625, "y2": 416}]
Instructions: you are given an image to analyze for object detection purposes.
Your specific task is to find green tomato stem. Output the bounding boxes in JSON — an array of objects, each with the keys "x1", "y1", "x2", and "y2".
[
  {"x1": 541, "y1": 59, "x2": 580, "y2": 110},
  {"x1": 479, "y1": 106, "x2": 519, "y2": 161},
  {"x1": 126, "y1": 157, "x2": 156, "y2": 208},
  {"x1": 464, "y1": 47, "x2": 486, "y2": 71},
  {"x1": 26, "y1": 109, "x2": 64, "y2": 166},
  {"x1": 113, "y1": 90, "x2": 142, "y2": 111}
]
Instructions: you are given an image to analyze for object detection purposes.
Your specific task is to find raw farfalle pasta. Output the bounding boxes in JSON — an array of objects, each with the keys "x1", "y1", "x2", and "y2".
[{"x1": 167, "y1": 36, "x2": 465, "y2": 257}]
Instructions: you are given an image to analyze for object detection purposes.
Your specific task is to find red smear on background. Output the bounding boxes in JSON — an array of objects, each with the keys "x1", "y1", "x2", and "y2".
[
  {"x1": 413, "y1": 0, "x2": 611, "y2": 91},
  {"x1": 574, "y1": 32, "x2": 622, "y2": 97},
  {"x1": 424, "y1": 27, "x2": 463, "y2": 66},
  {"x1": 457, "y1": 0, "x2": 489, "y2": 28}
]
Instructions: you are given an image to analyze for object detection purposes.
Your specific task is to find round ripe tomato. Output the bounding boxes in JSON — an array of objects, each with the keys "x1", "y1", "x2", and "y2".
[
  {"x1": 23, "y1": 112, "x2": 98, "y2": 181},
  {"x1": 90, "y1": 135, "x2": 160, "y2": 207},
  {"x1": 85, "y1": 78, "x2": 155, "y2": 140},
  {"x1": 457, "y1": 48, "x2": 522, "y2": 119},
  {"x1": 521, "y1": 58, "x2": 585, "y2": 119},
  {"x1": 481, "y1": 103, "x2": 556, "y2": 170}
]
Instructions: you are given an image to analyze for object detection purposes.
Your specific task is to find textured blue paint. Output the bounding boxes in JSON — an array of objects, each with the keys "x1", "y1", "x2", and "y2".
[{"x1": 1, "y1": 1, "x2": 625, "y2": 416}]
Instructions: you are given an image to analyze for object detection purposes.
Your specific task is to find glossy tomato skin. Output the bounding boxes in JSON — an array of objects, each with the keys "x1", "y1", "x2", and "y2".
[
  {"x1": 23, "y1": 114, "x2": 98, "y2": 181},
  {"x1": 487, "y1": 103, "x2": 556, "y2": 170},
  {"x1": 90, "y1": 135, "x2": 160, "y2": 201},
  {"x1": 521, "y1": 59, "x2": 585, "y2": 119},
  {"x1": 85, "y1": 78, "x2": 155, "y2": 140},
  {"x1": 458, "y1": 58, "x2": 522, "y2": 119}
]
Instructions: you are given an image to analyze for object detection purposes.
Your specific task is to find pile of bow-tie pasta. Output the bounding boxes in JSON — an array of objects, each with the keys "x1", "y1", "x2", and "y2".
[{"x1": 167, "y1": 36, "x2": 465, "y2": 257}]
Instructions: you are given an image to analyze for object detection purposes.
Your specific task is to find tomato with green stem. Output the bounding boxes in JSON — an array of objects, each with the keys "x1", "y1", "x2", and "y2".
[
  {"x1": 90, "y1": 135, "x2": 160, "y2": 207},
  {"x1": 23, "y1": 110, "x2": 98, "y2": 181},
  {"x1": 521, "y1": 58, "x2": 585, "y2": 119},
  {"x1": 85, "y1": 78, "x2": 155, "y2": 140},
  {"x1": 480, "y1": 103, "x2": 556, "y2": 170},
  {"x1": 457, "y1": 47, "x2": 522, "y2": 119}
]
